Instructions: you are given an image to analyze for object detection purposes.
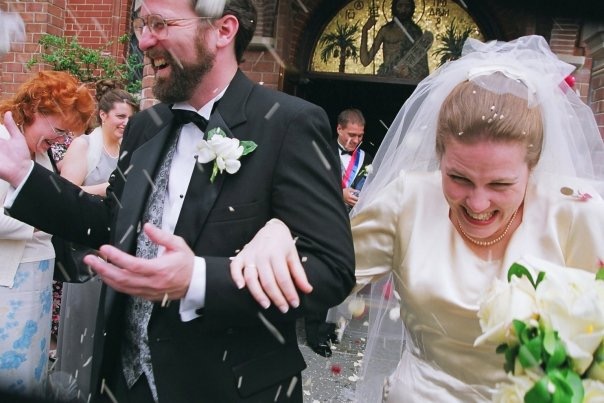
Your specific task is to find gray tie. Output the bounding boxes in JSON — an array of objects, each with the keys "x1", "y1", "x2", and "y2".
[{"x1": 121, "y1": 132, "x2": 180, "y2": 402}]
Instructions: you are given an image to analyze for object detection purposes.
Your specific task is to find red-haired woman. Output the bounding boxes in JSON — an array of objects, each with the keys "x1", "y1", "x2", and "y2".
[{"x1": 0, "y1": 71, "x2": 94, "y2": 398}]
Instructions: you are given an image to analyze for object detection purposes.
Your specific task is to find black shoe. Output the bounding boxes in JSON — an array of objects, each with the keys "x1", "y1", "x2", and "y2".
[
  {"x1": 319, "y1": 322, "x2": 339, "y2": 345},
  {"x1": 308, "y1": 342, "x2": 332, "y2": 357},
  {"x1": 327, "y1": 331, "x2": 339, "y2": 344}
]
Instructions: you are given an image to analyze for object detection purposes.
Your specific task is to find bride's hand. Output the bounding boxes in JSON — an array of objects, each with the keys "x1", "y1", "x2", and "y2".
[{"x1": 230, "y1": 219, "x2": 313, "y2": 313}]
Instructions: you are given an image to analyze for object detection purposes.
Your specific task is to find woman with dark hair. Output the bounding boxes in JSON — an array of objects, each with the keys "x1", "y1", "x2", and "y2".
[{"x1": 54, "y1": 79, "x2": 138, "y2": 398}]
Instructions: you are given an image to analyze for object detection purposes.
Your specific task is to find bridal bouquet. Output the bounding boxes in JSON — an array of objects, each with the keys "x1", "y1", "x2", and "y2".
[{"x1": 475, "y1": 256, "x2": 604, "y2": 402}]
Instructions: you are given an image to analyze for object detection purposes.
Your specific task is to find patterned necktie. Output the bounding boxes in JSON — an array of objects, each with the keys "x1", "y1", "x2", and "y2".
[
  {"x1": 122, "y1": 109, "x2": 208, "y2": 401},
  {"x1": 121, "y1": 128, "x2": 182, "y2": 402}
]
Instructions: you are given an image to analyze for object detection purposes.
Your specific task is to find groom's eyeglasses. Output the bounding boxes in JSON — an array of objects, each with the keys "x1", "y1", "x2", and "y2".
[{"x1": 132, "y1": 14, "x2": 213, "y2": 40}]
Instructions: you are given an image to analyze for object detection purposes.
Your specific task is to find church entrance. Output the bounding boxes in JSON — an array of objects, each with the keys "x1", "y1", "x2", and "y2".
[{"x1": 296, "y1": 76, "x2": 416, "y2": 156}]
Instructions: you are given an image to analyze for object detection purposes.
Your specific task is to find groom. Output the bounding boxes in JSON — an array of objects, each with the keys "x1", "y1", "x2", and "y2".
[{"x1": 0, "y1": 0, "x2": 354, "y2": 401}]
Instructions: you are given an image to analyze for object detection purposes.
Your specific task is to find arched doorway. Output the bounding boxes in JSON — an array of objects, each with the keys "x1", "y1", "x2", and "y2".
[{"x1": 291, "y1": 0, "x2": 489, "y2": 153}]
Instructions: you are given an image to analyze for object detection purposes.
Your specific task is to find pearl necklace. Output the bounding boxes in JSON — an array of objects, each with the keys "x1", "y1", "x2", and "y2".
[{"x1": 456, "y1": 209, "x2": 519, "y2": 247}]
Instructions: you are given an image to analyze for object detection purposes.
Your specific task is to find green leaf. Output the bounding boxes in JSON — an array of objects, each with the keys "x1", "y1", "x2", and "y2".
[
  {"x1": 518, "y1": 342, "x2": 542, "y2": 369},
  {"x1": 240, "y1": 140, "x2": 258, "y2": 156},
  {"x1": 543, "y1": 330, "x2": 567, "y2": 371},
  {"x1": 535, "y1": 271, "x2": 546, "y2": 287},
  {"x1": 508, "y1": 263, "x2": 535, "y2": 286},
  {"x1": 210, "y1": 163, "x2": 218, "y2": 183},
  {"x1": 596, "y1": 268, "x2": 604, "y2": 280},
  {"x1": 206, "y1": 127, "x2": 224, "y2": 140},
  {"x1": 513, "y1": 319, "x2": 528, "y2": 339},
  {"x1": 525, "y1": 376, "x2": 553, "y2": 403},
  {"x1": 562, "y1": 371, "x2": 584, "y2": 403},
  {"x1": 503, "y1": 344, "x2": 519, "y2": 374}
]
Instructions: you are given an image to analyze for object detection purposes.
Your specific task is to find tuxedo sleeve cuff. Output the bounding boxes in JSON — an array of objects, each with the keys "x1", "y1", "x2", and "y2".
[
  {"x1": 4, "y1": 161, "x2": 34, "y2": 209},
  {"x1": 179, "y1": 256, "x2": 206, "y2": 322}
]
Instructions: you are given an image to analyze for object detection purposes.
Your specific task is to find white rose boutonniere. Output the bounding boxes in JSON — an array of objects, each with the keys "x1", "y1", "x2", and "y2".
[
  {"x1": 358, "y1": 164, "x2": 373, "y2": 178},
  {"x1": 196, "y1": 127, "x2": 257, "y2": 183}
]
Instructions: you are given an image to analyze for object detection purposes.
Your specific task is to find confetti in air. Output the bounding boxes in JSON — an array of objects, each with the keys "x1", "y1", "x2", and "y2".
[
  {"x1": 56, "y1": 262, "x2": 72, "y2": 282},
  {"x1": 273, "y1": 385, "x2": 282, "y2": 401},
  {"x1": 161, "y1": 293, "x2": 170, "y2": 307},
  {"x1": 100, "y1": 378, "x2": 118, "y2": 403},
  {"x1": 252, "y1": 51, "x2": 264, "y2": 69},
  {"x1": 109, "y1": 192, "x2": 124, "y2": 209},
  {"x1": 262, "y1": 39, "x2": 286, "y2": 69},
  {"x1": 393, "y1": 17, "x2": 414, "y2": 42},
  {"x1": 257, "y1": 312, "x2": 286, "y2": 344},
  {"x1": 196, "y1": 0, "x2": 226, "y2": 18},
  {"x1": 311, "y1": 140, "x2": 332, "y2": 171},
  {"x1": 142, "y1": 169, "x2": 157, "y2": 192},
  {"x1": 264, "y1": 102, "x2": 280, "y2": 120},
  {"x1": 49, "y1": 175, "x2": 62, "y2": 194},
  {"x1": 123, "y1": 164, "x2": 134, "y2": 176},
  {"x1": 294, "y1": 0, "x2": 309, "y2": 13},
  {"x1": 118, "y1": 224, "x2": 134, "y2": 245},
  {"x1": 286, "y1": 376, "x2": 298, "y2": 397},
  {"x1": 0, "y1": 11, "x2": 25, "y2": 56}
]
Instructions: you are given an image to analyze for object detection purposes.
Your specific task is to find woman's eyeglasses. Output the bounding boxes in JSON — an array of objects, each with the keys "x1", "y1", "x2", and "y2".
[
  {"x1": 42, "y1": 115, "x2": 73, "y2": 144},
  {"x1": 132, "y1": 14, "x2": 213, "y2": 40}
]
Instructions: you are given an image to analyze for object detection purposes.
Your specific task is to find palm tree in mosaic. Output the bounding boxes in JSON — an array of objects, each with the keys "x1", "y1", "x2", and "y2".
[
  {"x1": 319, "y1": 21, "x2": 360, "y2": 73},
  {"x1": 433, "y1": 18, "x2": 475, "y2": 67}
]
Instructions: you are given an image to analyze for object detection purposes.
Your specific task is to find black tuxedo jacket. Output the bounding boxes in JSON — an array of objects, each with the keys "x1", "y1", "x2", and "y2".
[{"x1": 9, "y1": 71, "x2": 355, "y2": 402}]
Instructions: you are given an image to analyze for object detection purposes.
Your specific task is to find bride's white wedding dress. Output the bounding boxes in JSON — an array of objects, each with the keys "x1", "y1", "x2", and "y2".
[{"x1": 352, "y1": 170, "x2": 604, "y2": 402}]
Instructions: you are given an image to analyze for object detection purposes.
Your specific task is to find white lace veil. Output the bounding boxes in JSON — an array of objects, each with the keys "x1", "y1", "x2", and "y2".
[{"x1": 352, "y1": 35, "x2": 604, "y2": 402}]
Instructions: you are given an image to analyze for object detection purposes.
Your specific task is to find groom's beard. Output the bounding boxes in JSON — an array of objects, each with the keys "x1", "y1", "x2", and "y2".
[{"x1": 152, "y1": 38, "x2": 216, "y2": 104}]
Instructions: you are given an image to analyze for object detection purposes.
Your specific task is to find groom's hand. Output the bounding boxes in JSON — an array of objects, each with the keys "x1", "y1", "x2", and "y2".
[
  {"x1": 83, "y1": 223, "x2": 194, "y2": 301},
  {"x1": 1, "y1": 112, "x2": 35, "y2": 187},
  {"x1": 230, "y1": 219, "x2": 313, "y2": 313}
]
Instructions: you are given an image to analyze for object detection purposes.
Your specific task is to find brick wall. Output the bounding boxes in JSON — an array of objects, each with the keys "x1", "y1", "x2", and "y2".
[
  {"x1": 0, "y1": 0, "x2": 132, "y2": 100},
  {"x1": 1, "y1": 1, "x2": 63, "y2": 97}
]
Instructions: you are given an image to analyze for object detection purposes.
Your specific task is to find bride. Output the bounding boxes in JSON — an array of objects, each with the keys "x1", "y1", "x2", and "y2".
[
  {"x1": 350, "y1": 35, "x2": 604, "y2": 401},
  {"x1": 230, "y1": 35, "x2": 604, "y2": 402}
]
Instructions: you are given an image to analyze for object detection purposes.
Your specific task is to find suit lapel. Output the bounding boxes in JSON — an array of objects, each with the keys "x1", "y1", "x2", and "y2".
[
  {"x1": 174, "y1": 111, "x2": 230, "y2": 245},
  {"x1": 114, "y1": 124, "x2": 173, "y2": 253}
]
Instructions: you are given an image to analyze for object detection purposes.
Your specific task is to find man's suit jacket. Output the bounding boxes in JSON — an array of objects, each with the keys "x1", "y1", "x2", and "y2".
[{"x1": 8, "y1": 70, "x2": 355, "y2": 402}]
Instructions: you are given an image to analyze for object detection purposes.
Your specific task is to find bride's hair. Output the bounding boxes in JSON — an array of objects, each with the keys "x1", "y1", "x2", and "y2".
[{"x1": 436, "y1": 75, "x2": 543, "y2": 169}]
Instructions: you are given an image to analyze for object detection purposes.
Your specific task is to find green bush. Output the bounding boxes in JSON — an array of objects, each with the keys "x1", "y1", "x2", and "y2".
[{"x1": 27, "y1": 34, "x2": 143, "y2": 94}]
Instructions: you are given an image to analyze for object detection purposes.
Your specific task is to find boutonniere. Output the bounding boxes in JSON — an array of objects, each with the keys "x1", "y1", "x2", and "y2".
[
  {"x1": 196, "y1": 127, "x2": 257, "y2": 183},
  {"x1": 560, "y1": 186, "x2": 592, "y2": 202},
  {"x1": 358, "y1": 164, "x2": 373, "y2": 178}
]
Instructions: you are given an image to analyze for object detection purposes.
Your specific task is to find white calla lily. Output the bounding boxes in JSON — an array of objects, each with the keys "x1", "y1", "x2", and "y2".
[{"x1": 475, "y1": 275, "x2": 538, "y2": 346}]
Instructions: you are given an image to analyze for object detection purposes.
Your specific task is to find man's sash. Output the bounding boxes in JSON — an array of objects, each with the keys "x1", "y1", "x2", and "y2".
[{"x1": 342, "y1": 149, "x2": 365, "y2": 188}]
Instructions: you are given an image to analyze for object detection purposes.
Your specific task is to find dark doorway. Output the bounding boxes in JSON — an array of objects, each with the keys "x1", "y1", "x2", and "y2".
[{"x1": 296, "y1": 76, "x2": 416, "y2": 157}]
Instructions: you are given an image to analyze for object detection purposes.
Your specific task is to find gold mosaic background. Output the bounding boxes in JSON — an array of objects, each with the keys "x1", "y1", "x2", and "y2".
[{"x1": 311, "y1": 0, "x2": 484, "y2": 76}]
